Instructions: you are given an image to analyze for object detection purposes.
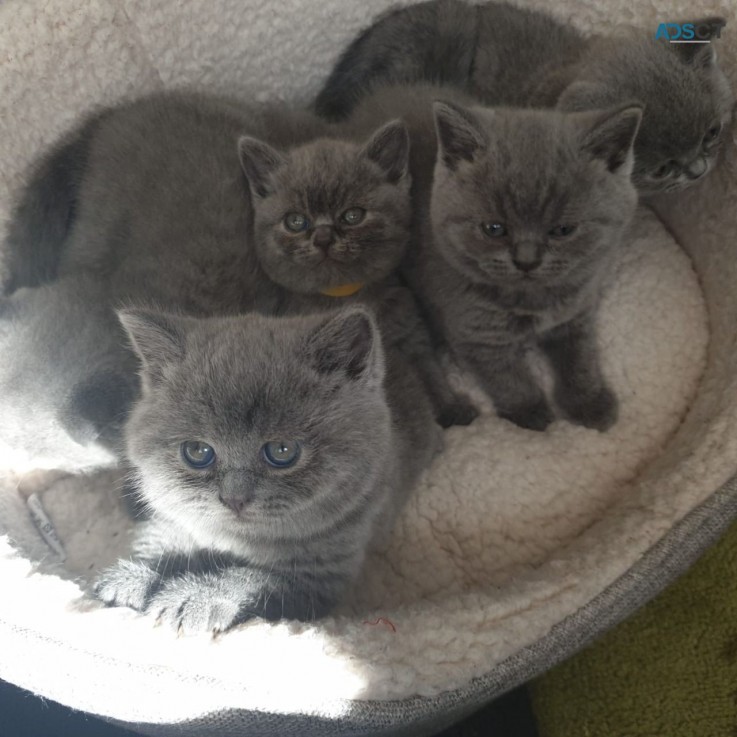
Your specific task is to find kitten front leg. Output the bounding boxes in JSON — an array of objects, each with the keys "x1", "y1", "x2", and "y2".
[
  {"x1": 460, "y1": 341, "x2": 553, "y2": 431},
  {"x1": 377, "y1": 284, "x2": 478, "y2": 427},
  {"x1": 538, "y1": 313, "x2": 618, "y2": 431},
  {"x1": 147, "y1": 563, "x2": 350, "y2": 635}
]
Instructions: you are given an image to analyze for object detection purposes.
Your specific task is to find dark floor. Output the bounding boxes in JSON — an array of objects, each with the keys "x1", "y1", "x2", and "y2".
[{"x1": 0, "y1": 679, "x2": 539, "y2": 737}]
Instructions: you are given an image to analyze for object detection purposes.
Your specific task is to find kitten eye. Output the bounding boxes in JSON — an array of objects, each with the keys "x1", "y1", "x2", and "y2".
[
  {"x1": 652, "y1": 161, "x2": 677, "y2": 179},
  {"x1": 262, "y1": 440, "x2": 301, "y2": 468},
  {"x1": 548, "y1": 225, "x2": 577, "y2": 238},
  {"x1": 284, "y1": 212, "x2": 310, "y2": 232},
  {"x1": 703, "y1": 123, "x2": 722, "y2": 145},
  {"x1": 181, "y1": 441, "x2": 216, "y2": 469},
  {"x1": 481, "y1": 222, "x2": 507, "y2": 238},
  {"x1": 340, "y1": 207, "x2": 366, "y2": 225}
]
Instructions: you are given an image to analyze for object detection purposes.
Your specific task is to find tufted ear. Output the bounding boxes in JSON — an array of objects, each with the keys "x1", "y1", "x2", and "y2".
[
  {"x1": 305, "y1": 308, "x2": 384, "y2": 386},
  {"x1": 433, "y1": 101, "x2": 488, "y2": 170},
  {"x1": 118, "y1": 309, "x2": 186, "y2": 387},
  {"x1": 576, "y1": 103, "x2": 643, "y2": 174},
  {"x1": 361, "y1": 119, "x2": 410, "y2": 182},
  {"x1": 238, "y1": 136, "x2": 287, "y2": 198}
]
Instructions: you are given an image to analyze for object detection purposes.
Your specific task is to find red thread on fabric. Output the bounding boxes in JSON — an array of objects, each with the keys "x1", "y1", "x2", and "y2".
[{"x1": 363, "y1": 617, "x2": 397, "y2": 633}]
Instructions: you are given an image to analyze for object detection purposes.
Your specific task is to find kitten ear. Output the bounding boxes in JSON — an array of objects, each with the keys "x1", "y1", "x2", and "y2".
[
  {"x1": 238, "y1": 136, "x2": 286, "y2": 198},
  {"x1": 672, "y1": 18, "x2": 725, "y2": 66},
  {"x1": 361, "y1": 119, "x2": 410, "y2": 182},
  {"x1": 433, "y1": 101, "x2": 488, "y2": 169},
  {"x1": 118, "y1": 309, "x2": 185, "y2": 385},
  {"x1": 305, "y1": 308, "x2": 384, "y2": 386},
  {"x1": 577, "y1": 104, "x2": 643, "y2": 174}
]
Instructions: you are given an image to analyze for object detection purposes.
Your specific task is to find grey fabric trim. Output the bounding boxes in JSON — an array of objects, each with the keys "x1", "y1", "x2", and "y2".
[{"x1": 111, "y1": 472, "x2": 737, "y2": 737}]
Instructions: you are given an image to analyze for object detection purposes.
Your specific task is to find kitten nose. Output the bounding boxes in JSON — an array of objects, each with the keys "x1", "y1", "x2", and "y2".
[
  {"x1": 512, "y1": 258, "x2": 541, "y2": 273},
  {"x1": 218, "y1": 483, "x2": 254, "y2": 516},
  {"x1": 219, "y1": 495, "x2": 246, "y2": 515},
  {"x1": 313, "y1": 225, "x2": 335, "y2": 251},
  {"x1": 684, "y1": 156, "x2": 707, "y2": 180}
]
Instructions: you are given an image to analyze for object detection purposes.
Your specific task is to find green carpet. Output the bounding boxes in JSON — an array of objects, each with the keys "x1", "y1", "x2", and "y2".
[{"x1": 532, "y1": 518, "x2": 737, "y2": 737}]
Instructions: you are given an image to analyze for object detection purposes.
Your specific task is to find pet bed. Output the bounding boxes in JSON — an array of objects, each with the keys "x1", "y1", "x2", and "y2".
[{"x1": 0, "y1": 1, "x2": 735, "y2": 735}]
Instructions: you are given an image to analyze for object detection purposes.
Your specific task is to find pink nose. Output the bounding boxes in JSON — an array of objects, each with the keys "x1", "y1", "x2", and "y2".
[{"x1": 218, "y1": 494, "x2": 249, "y2": 516}]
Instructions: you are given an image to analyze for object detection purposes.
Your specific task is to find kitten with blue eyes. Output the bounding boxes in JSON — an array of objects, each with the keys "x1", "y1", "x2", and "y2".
[
  {"x1": 315, "y1": 0, "x2": 733, "y2": 197},
  {"x1": 350, "y1": 84, "x2": 640, "y2": 430},
  {"x1": 95, "y1": 307, "x2": 441, "y2": 631}
]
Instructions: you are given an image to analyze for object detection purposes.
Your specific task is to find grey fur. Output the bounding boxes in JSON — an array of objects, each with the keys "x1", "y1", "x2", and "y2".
[
  {"x1": 352, "y1": 84, "x2": 640, "y2": 430},
  {"x1": 316, "y1": 0, "x2": 733, "y2": 195},
  {"x1": 95, "y1": 308, "x2": 440, "y2": 630},
  {"x1": 0, "y1": 276, "x2": 136, "y2": 472}
]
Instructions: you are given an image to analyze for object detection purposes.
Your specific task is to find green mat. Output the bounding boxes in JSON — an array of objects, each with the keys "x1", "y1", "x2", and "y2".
[{"x1": 532, "y1": 518, "x2": 737, "y2": 737}]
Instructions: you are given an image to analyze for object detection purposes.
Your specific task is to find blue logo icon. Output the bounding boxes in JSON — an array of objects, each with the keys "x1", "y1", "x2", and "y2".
[{"x1": 655, "y1": 20, "x2": 725, "y2": 43}]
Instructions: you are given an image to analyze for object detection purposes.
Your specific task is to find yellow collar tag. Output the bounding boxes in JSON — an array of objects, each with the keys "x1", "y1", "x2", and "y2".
[{"x1": 319, "y1": 282, "x2": 364, "y2": 298}]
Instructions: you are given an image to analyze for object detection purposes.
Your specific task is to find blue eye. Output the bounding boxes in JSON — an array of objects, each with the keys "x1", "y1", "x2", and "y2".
[
  {"x1": 181, "y1": 441, "x2": 216, "y2": 469},
  {"x1": 284, "y1": 212, "x2": 310, "y2": 232},
  {"x1": 481, "y1": 222, "x2": 506, "y2": 238},
  {"x1": 262, "y1": 440, "x2": 301, "y2": 468},
  {"x1": 548, "y1": 224, "x2": 577, "y2": 238}
]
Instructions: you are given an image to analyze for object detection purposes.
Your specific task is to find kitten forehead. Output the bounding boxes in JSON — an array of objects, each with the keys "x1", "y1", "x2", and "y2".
[
  {"x1": 273, "y1": 139, "x2": 390, "y2": 212},
  {"x1": 465, "y1": 108, "x2": 613, "y2": 212}
]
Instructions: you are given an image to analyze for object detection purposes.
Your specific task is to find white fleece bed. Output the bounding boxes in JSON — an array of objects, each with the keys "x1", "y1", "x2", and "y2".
[{"x1": 1, "y1": 1, "x2": 736, "y2": 736}]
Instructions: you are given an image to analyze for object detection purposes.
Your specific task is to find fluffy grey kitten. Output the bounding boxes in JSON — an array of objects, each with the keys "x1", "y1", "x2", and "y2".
[
  {"x1": 315, "y1": 0, "x2": 733, "y2": 196},
  {"x1": 352, "y1": 85, "x2": 640, "y2": 430},
  {"x1": 95, "y1": 307, "x2": 440, "y2": 631}
]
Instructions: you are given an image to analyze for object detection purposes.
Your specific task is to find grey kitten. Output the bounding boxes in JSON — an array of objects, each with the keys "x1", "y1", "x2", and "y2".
[
  {"x1": 353, "y1": 84, "x2": 640, "y2": 430},
  {"x1": 315, "y1": 0, "x2": 733, "y2": 196},
  {"x1": 95, "y1": 307, "x2": 440, "y2": 631}
]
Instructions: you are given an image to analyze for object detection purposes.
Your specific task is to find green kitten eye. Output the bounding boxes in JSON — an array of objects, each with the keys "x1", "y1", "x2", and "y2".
[
  {"x1": 653, "y1": 161, "x2": 677, "y2": 179},
  {"x1": 703, "y1": 123, "x2": 722, "y2": 145},
  {"x1": 481, "y1": 222, "x2": 507, "y2": 238},
  {"x1": 340, "y1": 207, "x2": 366, "y2": 225},
  {"x1": 181, "y1": 441, "x2": 216, "y2": 469},
  {"x1": 548, "y1": 225, "x2": 577, "y2": 238},
  {"x1": 262, "y1": 440, "x2": 301, "y2": 468},
  {"x1": 284, "y1": 212, "x2": 310, "y2": 232}
]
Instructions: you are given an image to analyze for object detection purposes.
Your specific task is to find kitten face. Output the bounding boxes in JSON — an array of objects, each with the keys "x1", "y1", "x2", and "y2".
[
  {"x1": 120, "y1": 308, "x2": 391, "y2": 553},
  {"x1": 239, "y1": 122, "x2": 411, "y2": 295},
  {"x1": 430, "y1": 102, "x2": 640, "y2": 291},
  {"x1": 559, "y1": 24, "x2": 734, "y2": 196}
]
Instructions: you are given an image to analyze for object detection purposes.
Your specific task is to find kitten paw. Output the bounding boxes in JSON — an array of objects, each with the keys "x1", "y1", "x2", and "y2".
[
  {"x1": 498, "y1": 400, "x2": 554, "y2": 432},
  {"x1": 146, "y1": 574, "x2": 246, "y2": 635},
  {"x1": 559, "y1": 386, "x2": 618, "y2": 431},
  {"x1": 436, "y1": 400, "x2": 479, "y2": 428},
  {"x1": 94, "y1": 560, "x2": 162, "y2": 611}
]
